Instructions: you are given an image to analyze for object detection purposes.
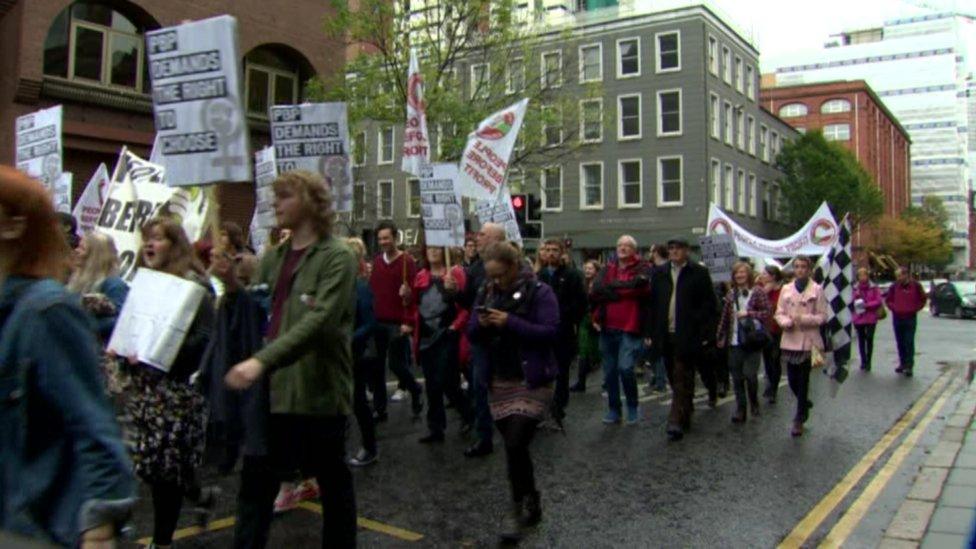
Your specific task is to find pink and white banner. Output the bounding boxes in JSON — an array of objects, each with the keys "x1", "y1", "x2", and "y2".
[
  {"x1": 707, "y1": 201, "x2": 838, "y2": 258},
  {"x1": 457, "y1": 98, "x2": 527, "y2": 202},
  {"x1": 401, "y1": 48, "x2": 430, "y2": 176}
]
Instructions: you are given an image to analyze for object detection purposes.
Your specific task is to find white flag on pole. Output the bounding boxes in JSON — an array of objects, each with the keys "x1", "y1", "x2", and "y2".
[
  {"x1": 73, "y1": 163, "x2": 111, "y2": 233},
  {"x1": 401, "y1": 48, "x2": 430, "y2": 176},
  {"x1": 457, "y1": 98, "x2": 528, "y2": 202}
]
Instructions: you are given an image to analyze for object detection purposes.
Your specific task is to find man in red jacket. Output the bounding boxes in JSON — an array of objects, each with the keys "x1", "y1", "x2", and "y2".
[
  {"x1": 590, "y1": 235, "x2": 651, "y2": 425},
  {"x1": 884, "y1": 266, "x2": 927, "y2": 377},
  {"x1": 368, "y1": 221, "x2": 424, "y2": 420}
]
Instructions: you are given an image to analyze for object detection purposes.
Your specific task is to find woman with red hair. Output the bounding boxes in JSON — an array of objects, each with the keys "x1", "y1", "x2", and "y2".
[{"x1": 0, "y1": 166, "x2": 134, "y2": 547}]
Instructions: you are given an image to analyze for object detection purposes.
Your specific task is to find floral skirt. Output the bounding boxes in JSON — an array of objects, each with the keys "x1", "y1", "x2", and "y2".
[
  {"x1": 125, "y1": 366, "x2": 206, "y2": 486},
  {"x1": 489, "y1": 380, "x2": 553, "y2": 422}
]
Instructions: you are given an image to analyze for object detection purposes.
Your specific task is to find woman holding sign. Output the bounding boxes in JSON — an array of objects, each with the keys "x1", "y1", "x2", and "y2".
[{"x1": 123, "y1": 217, "x2": 217, "y2": 548}]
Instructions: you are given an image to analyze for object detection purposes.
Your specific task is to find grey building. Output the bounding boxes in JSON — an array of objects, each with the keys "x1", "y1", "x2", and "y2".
[{"x1": 347, "y1": 1, "x2": 798, "y2": 254}]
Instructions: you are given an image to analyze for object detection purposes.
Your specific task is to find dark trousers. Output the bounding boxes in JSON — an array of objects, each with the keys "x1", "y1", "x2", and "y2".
[
  {"x1": 353, "y1": 358, "x2": 377, "y2": 454},
  {"x1": 663, "y1": 335, "x2": 706, "y2": 429},
  {"x1": 574, "y1": 355, "x2": 595, "y2": 388},
  {"x1": 496, "y1": 415, "x2": 540, "y2": 501},
  {"x1": 762, "y1": 335, "x2": 782, "y2": 397},
  {"x1": 728, "y1": 347, "x2": 761, "y2": 411},
  {"x1": 468, "y1": 344, "x2": 494, "y2": 445},
  {"x1": 552, "y1": 333, "x2": 577, "y2": 419},
  {"x1": 420, "y1": 332, "x2": 472, "y2": 435},
  {"x1": 893, "y1": 316, "x2": 917, "y2": 369},
  {"x1": 232, "y1": 415, "x2": 356, "y2": 549},
  {"x1": 855, "y1": 324, "x2": 876, "y2": 369},
  {"x1": 150, "y1": 480, "x2": 199, "y2": 545},
  {"x1": 372, "y1": 323, "x2": 421, "y2": 414},
  {"x1": 785, "y1": 359, "x2": 812, "y2": 423},
  {"x1": 714, "y1": 345, "x2": 730, "y2": 389}
]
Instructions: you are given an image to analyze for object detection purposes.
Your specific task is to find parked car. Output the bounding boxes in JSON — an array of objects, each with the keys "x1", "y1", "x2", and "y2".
[{"x1": 930, "y1": 282, "x2": 976, "y2": 318}]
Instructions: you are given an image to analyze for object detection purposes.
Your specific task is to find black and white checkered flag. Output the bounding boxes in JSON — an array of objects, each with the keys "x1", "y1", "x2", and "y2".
[{"x1": 824, "y1": 214, "x2": 853, "y2": 372}]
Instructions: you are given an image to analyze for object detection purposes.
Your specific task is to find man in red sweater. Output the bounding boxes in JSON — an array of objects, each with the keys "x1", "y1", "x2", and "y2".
[
  {"x1": 368, "y1": 221, "x2": 423, "y2": 420},
  {"x1": 884, "y1": 266, "x2": 927, "y2": 377},
  {"x1": 589, "y1": 235, "x2": 652, "y2": 425}
]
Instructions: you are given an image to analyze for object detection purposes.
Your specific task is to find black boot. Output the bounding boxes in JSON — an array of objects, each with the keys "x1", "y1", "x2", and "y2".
[
  {"x1": 523, "y1": 491, "x2": 542, "y2": 527},
  {"x1": 747, "y1": 381, "x2": 760, "y2": 417},
  {"x1": 499, "y1": 499, "x2": 525, "y2": 545}
]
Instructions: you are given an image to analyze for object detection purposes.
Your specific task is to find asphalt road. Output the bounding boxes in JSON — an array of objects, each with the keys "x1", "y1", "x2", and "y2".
[{"x1": 125, "y1": 312, "x2": 973, "y2": 548}]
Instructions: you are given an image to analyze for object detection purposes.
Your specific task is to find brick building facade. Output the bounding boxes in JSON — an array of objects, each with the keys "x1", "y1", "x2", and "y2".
[{"x1": 0, "y1": 0, "x2": 341, "y2": 228}]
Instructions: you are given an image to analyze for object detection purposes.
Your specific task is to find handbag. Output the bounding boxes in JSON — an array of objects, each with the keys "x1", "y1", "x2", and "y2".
[
  {"x1": 877, "y1": 303, "x2": 888, "y2": 321},
  {"x1": 735, "y1": 291, "x2": 771, "y2": 352}
]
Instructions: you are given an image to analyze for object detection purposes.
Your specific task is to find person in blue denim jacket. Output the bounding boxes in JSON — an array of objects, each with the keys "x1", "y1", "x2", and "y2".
[{"x1": 0, "y1": 166, "x2": 135, "y2": 547}]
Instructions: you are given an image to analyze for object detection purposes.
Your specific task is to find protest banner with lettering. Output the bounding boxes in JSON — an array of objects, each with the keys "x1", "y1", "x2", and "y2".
[
  {"x1": 401, "y1": 48, "x2": 430, "y2": 177},
  {"x1": 108, "y1": 268, "x2": 207, "y2": 372},
  {"x1": 475, "y1": 185, "x2": 522, "y2": 247},
  {"x1": 418, "y1": 163, "x2": 464, "y2": 248},
  {"x1": 250, "y1": 146, "x2": 277, "y2": 254},
  {"x1": 73, "y1": 163, "x2": 110, "y2": 233},
  {"x1": 53, "y1": 172, "x2": 72, "y2": 214},
  {"x1": 698, "y1": 233, "x2": 738, "y2": 282},
  {"x1": 707, "y1": 201, "x2": 838, "y2": 259},
  {"x1": 457, "y1": 98, "x2": 527, "y2": 202},
  {"x1": 15, "y1": 105, "x2": 62, "y2": 190},
  {"x1": 145, "y1": 15, "x2": 251, "y2": 186},
  {"x1": 269, "y1": 103, "x2": 352, "y2": 212}
]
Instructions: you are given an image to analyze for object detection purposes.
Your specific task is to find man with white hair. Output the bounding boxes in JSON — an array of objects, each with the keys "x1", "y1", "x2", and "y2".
[{"x1": 589, "y1": 234, "x2": 652, "y2": 425}]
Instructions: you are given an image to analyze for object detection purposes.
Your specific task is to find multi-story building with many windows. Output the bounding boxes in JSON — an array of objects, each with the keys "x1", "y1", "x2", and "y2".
[{"x1": 350, "y1": 0, "x2": 797, "y2": 253}]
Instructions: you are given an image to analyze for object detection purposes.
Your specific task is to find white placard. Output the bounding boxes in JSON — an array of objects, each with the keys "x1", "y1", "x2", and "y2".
[
  {"x1": 475, "y1": 186, "x2": 522, "y2": 247},
  {"x1": 401, "y1": 48, "x2": 430, "y2": 176},
  {"x1": 73, "y1": 163, "x2": 110, "y2": 233},
  {"x1": 419, "y1": 163, "x2": 464, "y2": 248},
  {"x1": 53, "y1": 172, "x2": 72, "y2": 214},
  {"x1": 698, "y1": 233, "x2": 738, "y2": 283},
  {"x1": 108, "y1": 268, "x2": 206, "y2": 372},
  {"x1": 269, "y1": 103, "x2": 353, "y2": 213},
  {"x1": 250, "y1": 146, "x2": 278, "y2": 254},
  {"x1": 145, "y1": 15, "x2": 251, "y2": 186},
  {"x1": 707, "y1": 201, "x2": 838, "y2": 258},
  {"x1": 15, "y1": 105, "x2": 62, "y2": 190},
  {"x1": 457, "y1": 98, "x2": 527, "y2": 202}
]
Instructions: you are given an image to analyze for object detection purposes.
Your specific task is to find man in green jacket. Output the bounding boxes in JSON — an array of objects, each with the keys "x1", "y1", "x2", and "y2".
[{"x1": 226, "y1": 170, "x2": 357, "y2": 548}]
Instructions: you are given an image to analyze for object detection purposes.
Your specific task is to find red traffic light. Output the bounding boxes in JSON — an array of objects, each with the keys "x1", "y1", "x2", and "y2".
[{"x1": 511, "y1": 195, "x2": 525, "y2": 209}]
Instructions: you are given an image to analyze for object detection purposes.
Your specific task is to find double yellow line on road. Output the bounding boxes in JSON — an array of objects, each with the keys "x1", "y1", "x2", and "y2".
[{"x1": 778, "y1": 370, "x2": 956, "y2": 548}]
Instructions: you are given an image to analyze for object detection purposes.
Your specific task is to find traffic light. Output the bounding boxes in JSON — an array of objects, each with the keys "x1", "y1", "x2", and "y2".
[
  {"x1": 511, "y1": 193, "x2": 528, "y2": 226},
  {"x1": 510, "y1": 193, "x2": 542, "y2": 239}
]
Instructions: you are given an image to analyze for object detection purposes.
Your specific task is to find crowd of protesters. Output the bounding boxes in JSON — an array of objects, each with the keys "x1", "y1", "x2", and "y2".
[{"x1": 0, "y1": 166, "x2": 932, "y2": 548}]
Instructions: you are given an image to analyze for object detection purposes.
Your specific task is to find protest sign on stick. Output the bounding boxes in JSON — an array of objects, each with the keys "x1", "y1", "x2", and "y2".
[
  {"x1": 419, "y1": 163, "x2": 464, "y2": 248},
  {"x1": 15, "y1": 105, "x2": 62, "y2": 191},
  {"x1": 698, "y1": 233, "x2": 738, "y2": 283},
  {"x1": 53, "y1": 172, "x2": 72, "y2": 214},
  {"x1": 475, "y1": 185, "x2": 522, "y2": 247},
  {"x1": 73, "y1": 163, "x2": 111, "y2": 233},
  {"x1": 250, "y1": 146, "x2": 278, "y2": 254}
]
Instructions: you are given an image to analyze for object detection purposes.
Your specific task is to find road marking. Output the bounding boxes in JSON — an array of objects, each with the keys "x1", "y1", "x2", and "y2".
[
  {"x1": 817, "y1": 377, "x2": 960, "y2": 548},
  {"x1": 298, "y1": 501, "x2": 425, "y2": 542},
  {"x1": 777, "y1": 370, "x2": 953, "y2": 549},
  {"x1": 136, "y1": 516, "x2": 237, "y2": 545}
]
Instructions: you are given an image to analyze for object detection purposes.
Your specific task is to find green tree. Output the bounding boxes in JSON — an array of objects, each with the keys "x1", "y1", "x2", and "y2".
[
  {"x1": 875, "y1": 215, "x2": 953, "y2": 269},
  {"x1": 774, "y1": 130, "x2": 884, "y2": 228},
  {"x1": 311, "y1": 0, "x2": 600, "y2": 168},
  {"x1": 898, "y1": 195, "x2": 953, "y2": 269}
]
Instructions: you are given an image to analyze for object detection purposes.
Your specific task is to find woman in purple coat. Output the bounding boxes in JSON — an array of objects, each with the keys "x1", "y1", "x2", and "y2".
[
  {"x1": 852, "y1": 267, "x2": 884, "y2": 371},
  {"x1": 468, "y1": 242, "x2": 559, "y2": 545}
]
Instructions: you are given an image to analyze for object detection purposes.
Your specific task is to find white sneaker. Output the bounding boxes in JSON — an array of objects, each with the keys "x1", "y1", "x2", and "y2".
[
  {"x1": 390, "y1": 389, "x2": 408, "y2": 402},
  {"x1": 460, "y1": 380, "x2": 469, "y2": 391}
]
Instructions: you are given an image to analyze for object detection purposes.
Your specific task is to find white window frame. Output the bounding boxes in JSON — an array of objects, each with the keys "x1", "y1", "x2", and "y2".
[
  {"x1": 771, "y1": 131, "x2": 781, "y2": 156},
  {"x1": 655, "y1": 30, "x2": 681, "y2": 73},
  {"x1": 736, "y1": 109, "x2": 745, "y2": 150},
  {"x1": 542, "y1": 105, "x2": 563, "y2": 147},
  {"x1": 540, "y1": 166, "x2": 563, "y2": 212},
  {"x1": 656, "y1": 88, "x2": 682, "y2": 137},
  {"x1": 579, "y1": 161, "x2": 604, "y2": 210},
  {"x1": 745, "y1": 65, "x2": 755, "y2": 100},
  {"x1": 823, "y1": 123, "x2": 851, "y2": 141},
  {"x1": 541, "y1": 50, "x2": 562, "y2": 89},
  {"x1": 723, "y1": 100, "x2": 733, "y2": 146},
  {"x1": 615, "y1": 37, "x2": 641, "y2": 79},
  {"x1": 579, "y1": 98, "x2": 603, "y2": 144},
  {"x1": 67, "y1": 19, "x2": 147, "y2": 93},
  {"x1": 778, "y1": 103, "x2": 808, "y2": 117},
  {"x1": 762, "y1": 181, "x2": 772, "y2": 220},
  {"x1": 760, "y1": 124, "x2": 769, "y2": 162},
  {"x1": 723, "y1": 164, "x2": 734, "y2": 208},
  {"x1": 377, "y1": 179, "x2": 394, "y2": 219},
  {"x1": 617, "y1": 93, "x2": 642, "y2": 141},
  {"x1": 737, "y1": 169, "x2": 746, "y2": 214},
  {"x1": 747, "y1": 115, "x2": 756, "y2": 156},
  {"x1": 470, "y1": 62, "x2": 490, "y2": 99},
  {"x1": 353, "y1": 131, "x2": 367, "y2": 167},
  {"x1": 734, "y1": 55, "x2": 743, "y2": 93},
  {"x1": 710, "y1": 158, "x2": 722, "y2": 207},
  {"x1": 406, "y1": 178, "x2": 421, "y2": 218},
  {"x1": 617, "y1": 158, "x2": 643, "y2": 209},
  {"x1": 821, "y1": 99, "x2": 852, "y2": 114},
  {"x1": 245, "y1": 62, "x2": 300, "y2": 119},
  {"x1": 353, "y1": 181, "x2": 367, "y2": 221},
  {"x1": 709, "y1": 93, "x2": 721, "y2": 140},
  {"x1": 657, "y1": 155, "x2": 683, "y2": 208},
  {"x1": 377, "y1": 126, "x2": 395, "y2": 165},
  {"x1": 748, "y1": 173, "x2": 758, "y2": 217},
  {"x1": 578, "y1": 43, "x2": 603, "y2": 83},
  {"x1": 722, "y1": 45, "x2": 731, "y2": 85},
  {"x1": 707, "y1": 35, "x2": 719, "y2": 76},
  {"x1": 506, "y1": 57, "x2": 525, "y2": 94}
]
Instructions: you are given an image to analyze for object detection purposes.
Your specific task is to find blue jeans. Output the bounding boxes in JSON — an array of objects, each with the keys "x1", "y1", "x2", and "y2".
[
  {"x1": 599, "y1": 330, "x2": 642, "y2": 412},
  {"x1": 893, "y1": 316, "x2": 917, "y2": 368},
  {"x1": 468, "y1": 344, "x2": 494, "y2": 444}
]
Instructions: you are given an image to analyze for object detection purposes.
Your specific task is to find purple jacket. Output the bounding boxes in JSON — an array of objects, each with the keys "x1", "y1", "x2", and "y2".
[
  {"x1": 852, "y1": 282, "x2": 884, "y2": 325},
  {"x1": 466, "y1": 279, "x2": 560, "y2": 388}
]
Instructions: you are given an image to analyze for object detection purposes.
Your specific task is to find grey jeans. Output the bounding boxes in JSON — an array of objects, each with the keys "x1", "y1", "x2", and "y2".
[{"x1": 728, "y1": 346, "x2": 761, "y2": 411}]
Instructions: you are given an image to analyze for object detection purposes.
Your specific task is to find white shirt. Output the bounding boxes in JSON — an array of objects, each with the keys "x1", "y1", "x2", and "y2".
[
  {"x1": 668, "y1": 261, "x2": 686, "y2": 333},
  {"x1": 730, "y1": 288, "x2": 751, "y2": 347}
]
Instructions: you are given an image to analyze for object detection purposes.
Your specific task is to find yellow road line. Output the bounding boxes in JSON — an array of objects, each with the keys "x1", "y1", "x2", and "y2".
[
  {"x1": 136, "y1": 516, "x2": 237, "y2": 545},
  {"x1": 777, "y1": 370, "x2": 953, "y2": 549},
  {"x1": 298, "y1": 501, "x2": 425, "y2": 542},
  {"x1": 818, "y1": 378, "x2": 960, "y2": 548}
]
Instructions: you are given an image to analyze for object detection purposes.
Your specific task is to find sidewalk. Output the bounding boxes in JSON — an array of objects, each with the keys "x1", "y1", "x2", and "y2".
[{"x1": 881, "y1": 364, "x2": 976, "y2": 548}]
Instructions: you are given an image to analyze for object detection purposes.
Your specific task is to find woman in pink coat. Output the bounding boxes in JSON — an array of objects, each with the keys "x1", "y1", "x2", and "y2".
[
  {"x1": 774, "y1": 256, "x2": 828, "y2": 437},
  {"x1": 852, "y1": 267, "x2": 884, "y2": 372}
]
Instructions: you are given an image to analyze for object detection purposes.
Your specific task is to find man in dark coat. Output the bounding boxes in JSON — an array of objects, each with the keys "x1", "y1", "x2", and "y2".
[
  {"x1": 536, "y1": 238, "x2": 587, "y2": 424},
  {"x1": 648, "y1": 236, "x2": 718, "y2": 441}
]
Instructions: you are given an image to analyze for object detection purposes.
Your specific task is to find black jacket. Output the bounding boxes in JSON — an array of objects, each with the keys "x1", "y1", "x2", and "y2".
[
  {"x1": 648, "y1": 261, "x2": 718, "y2": 359},
  {"x1": 538, "y1": 264, "x2": 587, "y2": 337},
  {"x1": 460, "y1": 258, "x2": 486, "y2": 310}
]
